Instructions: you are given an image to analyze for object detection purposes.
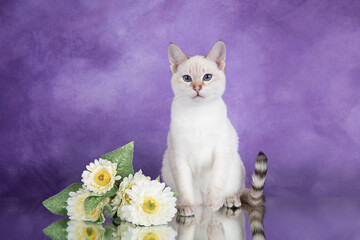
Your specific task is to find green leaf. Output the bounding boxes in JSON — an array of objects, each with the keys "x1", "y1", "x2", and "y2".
[
  {"x1": 173, "y1": 192, "x2": 179, "y2": 197},
  {"x1": 43, "y1": 218, "x2": 69, "y2": 240},
  {"x1": 156, "y1": 176, "x2": 160, "y2": 182},
  {"x1": 93, "y1": 211, "x2": 105, "y2": 224},
  {"x1": 84, "y1": 186, "x2": 117, "y2": 218},
  {"x1": 102, "y1": 203, "x2": 113, "y2": 217},
  {"x1": 42, "y1": 183, "x2": 83, "y2": 216},
  {"x1": 101, "y1": 141, "x2": 135, "y2": 179}
]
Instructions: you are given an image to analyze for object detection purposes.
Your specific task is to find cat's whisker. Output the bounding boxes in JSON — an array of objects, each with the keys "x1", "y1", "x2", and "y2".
[
  {"x1": 153, "y1": 93, "x2": 190, "y2": 110},
  {"x1": 223, "y1": 93, "x2": 242, "y2": 101},
  {"x1": 152, "y1": 96, "x2": 173, "y2": 110}
]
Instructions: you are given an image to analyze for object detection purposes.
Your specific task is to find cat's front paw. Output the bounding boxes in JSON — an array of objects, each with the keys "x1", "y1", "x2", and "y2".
[
  {"x1": 205, "y1": 189, "x2": 224, "y2": 212},
  {"x1": 224, "y1": 195, "x2": 241, "y2": 208},
  {"x1": 177, "y1": 205, "x2": 195, "y2": 217}
]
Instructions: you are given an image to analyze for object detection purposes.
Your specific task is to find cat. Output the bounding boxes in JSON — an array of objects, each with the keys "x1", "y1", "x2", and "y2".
[{"x1": 161, "y1": 41, "x2": 267, "y2": 216}]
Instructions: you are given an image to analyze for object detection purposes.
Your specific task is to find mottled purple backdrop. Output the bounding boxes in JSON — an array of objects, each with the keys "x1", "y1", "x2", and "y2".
[{"x1": 0, "y1": 0, "x2": 359, "y2": 200}]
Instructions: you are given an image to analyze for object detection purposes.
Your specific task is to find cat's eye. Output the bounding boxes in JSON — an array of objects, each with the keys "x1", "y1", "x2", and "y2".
[
  {"x1": 203, "y1": 74, "x2": 212, "y2": 81},
  {"x1": 183, "y1": 75, "x2": 192, "y2": 82}
]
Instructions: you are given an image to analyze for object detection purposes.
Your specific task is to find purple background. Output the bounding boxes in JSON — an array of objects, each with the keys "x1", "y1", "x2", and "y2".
[{"x1": 1, "y1": 0, "x2": 360, "y2": 202}]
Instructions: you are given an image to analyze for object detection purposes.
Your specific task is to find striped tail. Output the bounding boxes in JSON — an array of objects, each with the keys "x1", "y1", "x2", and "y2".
[
  {"x1": 248, "y1": 204, "x2": 266, "y2": 240},
  {"x1": 241, "y1": 152, "x2": 268, "y2": 206}
]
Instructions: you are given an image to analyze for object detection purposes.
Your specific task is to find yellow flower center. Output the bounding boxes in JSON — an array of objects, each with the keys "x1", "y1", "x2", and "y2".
[
  {"x1": 85, "y1": 226, "x2": 97, "y2": 240},
  {"x1": 143, "y1": 233, "x2": 159, "y2": 240},
  {"x1": 94, "y1": 169, "x2": 111, "y2": 186},
  {"x1": 124, "y1": 192, "x2": 130, "y2": 204},
  {"x1": 142, "y1": 197, "x2": 158, "y2": 214},
  {"x1": 124, "y1": 185, "x2": 133, "y2": 204}
]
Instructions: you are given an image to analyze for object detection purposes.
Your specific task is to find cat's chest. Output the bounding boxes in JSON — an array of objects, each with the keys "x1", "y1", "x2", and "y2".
[
  {"x1": 170, "y1": 100, "x2": 228, "y2": 166},
  {"x1": 171, "y1": 112, "x2": 223, "y2": 143},
  {"x1": 173, "y1": 123, "x2": 216, "y2": 170}
]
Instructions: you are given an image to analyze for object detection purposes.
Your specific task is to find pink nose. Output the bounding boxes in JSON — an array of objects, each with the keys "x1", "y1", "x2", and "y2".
[{"x1": 194, "y1": 86, "x2": 201, "y2": 93}]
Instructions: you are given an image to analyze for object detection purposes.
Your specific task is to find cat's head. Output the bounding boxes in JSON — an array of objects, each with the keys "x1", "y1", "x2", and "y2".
[{"x1": 168, "y1": 41, "x2": 226, "y2": 103}]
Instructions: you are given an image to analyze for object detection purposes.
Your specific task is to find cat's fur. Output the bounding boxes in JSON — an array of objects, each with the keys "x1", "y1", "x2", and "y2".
[{"x1": 161, "y1": 41, "x2": 267, "y2": 216}]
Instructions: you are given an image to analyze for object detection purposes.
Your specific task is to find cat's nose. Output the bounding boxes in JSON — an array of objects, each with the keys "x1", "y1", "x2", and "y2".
[{"x1": 193, "y1": 85, "x2": 202, "y2": 93}]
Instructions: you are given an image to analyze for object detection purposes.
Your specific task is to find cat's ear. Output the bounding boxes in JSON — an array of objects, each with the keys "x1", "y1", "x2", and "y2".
[
  {"x1": 205, "y1": 41, "x2": 226, "y2": 71},
  {"x1": 168, "y1": 43, "x2": 188, "y2": 74}
]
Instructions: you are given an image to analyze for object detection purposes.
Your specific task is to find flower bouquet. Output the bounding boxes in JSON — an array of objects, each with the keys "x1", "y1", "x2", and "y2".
[{"x1": 42, "y1": 142, "x2": 178, "y2": 239}]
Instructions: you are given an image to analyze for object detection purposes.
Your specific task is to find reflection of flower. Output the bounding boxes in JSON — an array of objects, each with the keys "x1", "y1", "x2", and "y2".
[
  {"x1": 66, "y1": 221, "x2": 103, "y2": 240},
  {"x1": 111, "y1": 222, "x2": 131, "y2": 240},
  {"x1": 82, "y1": 159, "x2": 120, "y2": 194},
  {"x1": 119, "y1": 222, "x2": 177, "y2": 240},
  {"x1": 103, "y1": 223, "x2": 119, "y2": 240},
  {"x1": 120, "y1": 180, "x2": 177, "y2": 226},
  {"x1": 66, "y1": 188, "x2": 108, "y2": 222},
  {"x1": 110, "y1": 170, "x2": 150, "y2": 216}
]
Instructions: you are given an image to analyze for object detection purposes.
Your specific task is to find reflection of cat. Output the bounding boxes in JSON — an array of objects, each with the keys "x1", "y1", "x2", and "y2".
[
  {"x1": 242, "y1": 204, "x2": 266, "y2": 240},
  {"x1": 161, "y1": 41, "x2": 268, "y2": 216},
  {"x1": 172, "y1": 204, "x2": 266, "y2": 240}
]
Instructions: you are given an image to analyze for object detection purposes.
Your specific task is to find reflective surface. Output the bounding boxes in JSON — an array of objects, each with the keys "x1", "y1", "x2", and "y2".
[
  {"x1": 1, "y1": 197, "x2": 360, "y2": 239},
  {"x1": 171, "y1": 204, "x2": 264, "y2": 240}
]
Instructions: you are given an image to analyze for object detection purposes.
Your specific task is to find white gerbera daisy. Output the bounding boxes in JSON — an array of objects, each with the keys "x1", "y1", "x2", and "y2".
[
  {"x1": 66, "y1": 221, "x2": 103, "y2": 240},
  {"x1": 120, "y1": 222, "x2": 177, "y2": 240},
  {"x1": 120, "y1": 180, "x2": 177, "y2": 226},
  {"x1": 81, "y1": 158, "x2": 121, "y2": 194},
  {"x1": 110, "y1": 170, "x2": 150, "y2": 216},
  {"x1": 66, "y1": 188, "x2": 108, "y2": 222}
]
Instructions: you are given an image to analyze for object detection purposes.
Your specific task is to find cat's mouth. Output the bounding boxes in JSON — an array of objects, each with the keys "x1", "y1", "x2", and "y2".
[{"x1": 193, "y1": 94, "x2": 204, "y2": 99}]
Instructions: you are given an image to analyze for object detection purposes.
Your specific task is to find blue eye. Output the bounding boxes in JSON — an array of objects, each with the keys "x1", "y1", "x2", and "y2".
[
  {"x1": 183, "y1": 75, "x2": 192, "y2": 82},
  {"x1": 203, "y1": 74, "x2": 212, "y2": 81}
]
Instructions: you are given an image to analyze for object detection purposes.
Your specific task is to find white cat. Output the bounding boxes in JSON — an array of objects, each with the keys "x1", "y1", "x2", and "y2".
[{"x1": 161, "y1": 41, "x2": 267, "y2": 216}]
